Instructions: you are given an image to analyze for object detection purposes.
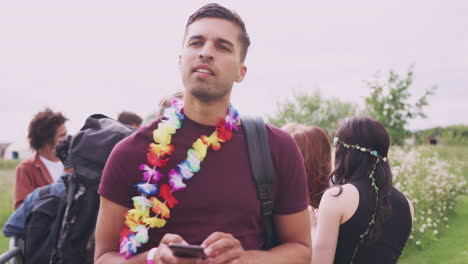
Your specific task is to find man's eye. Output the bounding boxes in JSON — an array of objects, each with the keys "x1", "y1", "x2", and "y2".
[
  {"x1": 190, "y1": 41, "x2": 202, "y2": 46},
  {"x1": 218, "y1": 45, "x2": 230, "y2": 51}
]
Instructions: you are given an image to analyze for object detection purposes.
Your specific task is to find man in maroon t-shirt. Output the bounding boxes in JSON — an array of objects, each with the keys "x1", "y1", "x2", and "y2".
[{"x1": 94, "y1": 3, "x2": 311, "y2": 264}]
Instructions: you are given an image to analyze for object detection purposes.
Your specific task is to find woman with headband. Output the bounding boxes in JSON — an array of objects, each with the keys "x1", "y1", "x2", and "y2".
[{"x1": 310, "y1": 117, "x2": 414, "y2": 264}]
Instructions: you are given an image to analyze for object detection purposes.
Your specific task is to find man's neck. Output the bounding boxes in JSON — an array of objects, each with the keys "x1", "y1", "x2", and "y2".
[
  {"x1": 38, "y1": 146, "x2": 59, "y2": 162},
  {"x1": 183, "y1": 95, "x2": 230, "y2": 126}
]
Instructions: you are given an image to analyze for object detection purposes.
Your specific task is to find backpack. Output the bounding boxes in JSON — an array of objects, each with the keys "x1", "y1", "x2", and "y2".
[
  {"x1": 23, "y1": 114, "x2": 136, "y2": 264},
  {"x1": 23, "y1": 182, "x2": 68, "y2": 264}
]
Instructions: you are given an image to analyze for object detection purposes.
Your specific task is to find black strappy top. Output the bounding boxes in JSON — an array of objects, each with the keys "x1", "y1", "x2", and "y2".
[{"x1": 334, "y1": 180, "x2": 412, "y2": 264}]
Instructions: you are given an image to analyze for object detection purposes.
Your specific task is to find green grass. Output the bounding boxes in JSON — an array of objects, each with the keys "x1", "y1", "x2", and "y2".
[
  {"x1": 398, "y1": 144, "x2": 468, "y2": 263},
  {"x1": 0, "y1": 160, "x2": 19, "y2": 170},
  {"x1": 0, "y1": 169, "x2": 15, "y2": 253},
  {"x1": 432, "y1": 145, "x2": 468, "y2": 181},
  {"x1": 399, "y1": 195, "x2": 468, "y2": 264}
]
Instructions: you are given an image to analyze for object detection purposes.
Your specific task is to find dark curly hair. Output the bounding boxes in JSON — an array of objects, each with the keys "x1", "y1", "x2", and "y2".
[{"x1": 28, "y1": 108, "x2": 68, "y2": 151}]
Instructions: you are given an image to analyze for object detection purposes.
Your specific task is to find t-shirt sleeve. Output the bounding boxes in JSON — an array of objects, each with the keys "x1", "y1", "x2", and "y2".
[
  {"x1": 268, "y1": 126, "x2": 309, "y2": 215},
  {"x1": 98, "y1": 139, "x2": 136, "y2": 209}
]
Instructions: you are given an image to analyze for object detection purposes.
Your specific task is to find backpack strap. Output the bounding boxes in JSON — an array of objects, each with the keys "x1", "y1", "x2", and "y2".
[
  {"x1": 241, "y1": 116, "x2": 277, "y2": 249},
  {"x1": 38, "y1": 185, "x2": 52, "y2": 199}
]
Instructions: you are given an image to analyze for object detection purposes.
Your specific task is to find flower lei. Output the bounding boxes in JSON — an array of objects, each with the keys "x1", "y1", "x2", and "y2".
[
  {"x1": 333, "y1": 137, "x2": 387, "y2": 264},
  {"x1": 119, "y1": 98, "x2": 240, "y2": 258}
]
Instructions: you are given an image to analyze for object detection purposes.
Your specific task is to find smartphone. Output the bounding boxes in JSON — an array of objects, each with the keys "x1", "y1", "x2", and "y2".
[{"x1": 169, "y1": 243, "x2": 207, "y2": 259}]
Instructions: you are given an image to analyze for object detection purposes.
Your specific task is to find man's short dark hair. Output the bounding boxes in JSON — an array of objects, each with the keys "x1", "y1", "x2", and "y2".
[
  {"x1": 186, "y1": 3, "x2": 250, "y2": 62},
  {"x1": 117, "y1": 111, "x2": 143, "y2": 126},
  {"x1": 28, "y1": 108, "x2": 68, "y2": 151}
]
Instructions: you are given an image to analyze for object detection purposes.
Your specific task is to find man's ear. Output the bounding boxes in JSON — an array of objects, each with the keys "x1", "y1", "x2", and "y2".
[
  {"x1": 235, "y1": 65, "x2": 247, "y2": 83},
  {"x1": 178, "y1": 55, "x2": 182, "y2": 66}
]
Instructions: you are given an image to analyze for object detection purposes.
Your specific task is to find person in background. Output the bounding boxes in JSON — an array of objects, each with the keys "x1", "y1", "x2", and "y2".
[
  {"x1": 117, "y1": 111, "x2": 143, "y2": 128},
  {"x1": 310, "y1": 117, "x2": 414, "y2": 264},
  {"x1": 283, "y1": 124, "x2": 333, "y2": 208},
  {"x1": 157, "y1": 91, "x2": 184, "y2": 117},
  {"x1": 4, "y1": 135, "x2": 72, "y2": 237},
  {"x1": 14, "y1": 108, "x2": 68, "y2": 209}
]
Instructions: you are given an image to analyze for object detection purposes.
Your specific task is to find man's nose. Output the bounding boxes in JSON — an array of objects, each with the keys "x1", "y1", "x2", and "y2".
[{"x1": 199, "y1": 43, "x2": 214, "y2": 61}]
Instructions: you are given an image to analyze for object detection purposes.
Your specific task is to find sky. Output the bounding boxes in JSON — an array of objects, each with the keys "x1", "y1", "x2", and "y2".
[{"x1": 1, "y1": 0, "x2": 467, "y2": 149}]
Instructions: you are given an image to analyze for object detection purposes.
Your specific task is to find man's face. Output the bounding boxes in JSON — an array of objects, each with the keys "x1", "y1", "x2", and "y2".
[
  {"x1": 53, "y1": 124, "x2": 68, "y2": 146},
  {"x1": 179, "y1": 18, "x2": 247, "y2": 102}
]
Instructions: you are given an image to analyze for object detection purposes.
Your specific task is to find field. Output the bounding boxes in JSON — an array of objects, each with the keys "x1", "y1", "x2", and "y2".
[
  {"x1": 399, "y1": 196, "x2": 468, "y2": 264},
  {"x1": 0, "y1": 160, "x2": 17, "y2": 252}
]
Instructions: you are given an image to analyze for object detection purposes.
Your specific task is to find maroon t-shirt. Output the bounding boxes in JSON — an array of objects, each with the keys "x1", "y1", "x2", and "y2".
[{"x1": 98, "y1": 116, "x2": 308, "y2": 252}]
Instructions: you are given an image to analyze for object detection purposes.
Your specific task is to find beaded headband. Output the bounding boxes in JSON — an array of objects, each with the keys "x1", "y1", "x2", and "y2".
[
  {"x1": 333, "y1": 137, "x2": 387, "y2": 162},
  {"x1": 333, "y1": 137, "x2": 387, "y2": 263}
]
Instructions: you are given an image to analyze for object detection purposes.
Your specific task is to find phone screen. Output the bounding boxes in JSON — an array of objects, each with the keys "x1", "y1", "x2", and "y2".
[{"x1": 169, "y1": 243, "x2": 207, "y2": 259}]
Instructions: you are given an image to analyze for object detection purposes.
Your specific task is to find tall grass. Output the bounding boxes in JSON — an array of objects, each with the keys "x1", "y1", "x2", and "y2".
[
  {"x1": 399, "y1": 196, "x2": 468, "y2": 264},
  {"x1": 0, "y1": 169, "x2": 15, "y2": 252},
  {"x1": 415, "y1": 125, "x2": 468, "y2": 145},
  {"x1": 0, "y1": 160, "x2": 19, "y2": 170},
  {"x1": 391, "y1": 145, "x2": 467, "y2": 251}
]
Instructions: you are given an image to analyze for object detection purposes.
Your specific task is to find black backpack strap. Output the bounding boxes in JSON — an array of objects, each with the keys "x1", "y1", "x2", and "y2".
[{"x1": 242, "y1": 116, "x2": 277, "y2": 249}]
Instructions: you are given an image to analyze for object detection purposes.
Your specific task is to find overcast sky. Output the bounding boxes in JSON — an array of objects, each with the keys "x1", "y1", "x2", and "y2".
[{"x1": 1, "y1": 0, "x2": 467, "y2": 145}]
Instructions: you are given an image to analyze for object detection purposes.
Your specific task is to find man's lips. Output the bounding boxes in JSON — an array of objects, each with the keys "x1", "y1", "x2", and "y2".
[{"x1": 193, "y1": 65, "x2": 215, "y2": 76}]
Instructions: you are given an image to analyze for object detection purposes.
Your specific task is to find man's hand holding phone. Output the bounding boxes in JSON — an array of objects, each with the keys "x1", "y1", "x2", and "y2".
[
  {"x1": 154, "y1": 232, "x2": 247, "y2": 264},
  {"x1": 201, "y1": 232, "x2": 247, "y2": 264},
  {"x1": 169, "y1": 243, "x2": 207, "y2": 260},
  {"x1": 156, "y1": 233, "x2": 208, "y2": 264}
]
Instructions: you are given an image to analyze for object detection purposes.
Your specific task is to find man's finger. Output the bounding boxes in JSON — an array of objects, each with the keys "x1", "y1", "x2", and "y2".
[
  {"x1": 201, "y1": 232, "x2": 232, "y2": 248},
  {"x1": 158, "y1": 243, "x2": 204, "y2": 264},
  {"x1": 160, "y1": 233, "x2": 187, "y2": 245}
]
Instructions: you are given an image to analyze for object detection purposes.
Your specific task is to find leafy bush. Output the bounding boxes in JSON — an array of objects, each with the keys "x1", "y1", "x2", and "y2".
[
  {"x1": 268, "y1": 90, "x2": 358, "y2": 139},
  {"x1": 365, "y1": 67, "x2": 436, "y2": 145}
]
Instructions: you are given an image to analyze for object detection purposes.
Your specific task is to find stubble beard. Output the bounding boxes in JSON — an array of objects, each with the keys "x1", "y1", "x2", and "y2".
[{"x1": 187, "y1": 81, "x2": 232, "y2": 103}]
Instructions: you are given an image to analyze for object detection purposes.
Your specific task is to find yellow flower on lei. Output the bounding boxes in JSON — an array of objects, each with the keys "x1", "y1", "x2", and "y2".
[
  {"x1": 150, "y1": 197, "x2": 170, "y2": 219},
  {"x1": 143, "y1": 217, "x2": 167, "y2": 228},
  {"x1": 192, "y1": 138, "x2": 208, "y2": 161},
  {"x1": 149, "y1": 143, "x2": 174, "y2": 158},
  {"x1": 201, "y1": 131, "x2": 221, "y2": 151},
  {"x1": 153, "y1": 122, "x2": 176, "y2": 145}
]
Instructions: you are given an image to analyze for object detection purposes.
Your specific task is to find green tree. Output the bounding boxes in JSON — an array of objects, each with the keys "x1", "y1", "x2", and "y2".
[
  {"x1": 268, "y1": 90, "x2": 358, "y2": 139},
  {"x1": 365, "y1": 66, "x2": 436, "y2": 145}
]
